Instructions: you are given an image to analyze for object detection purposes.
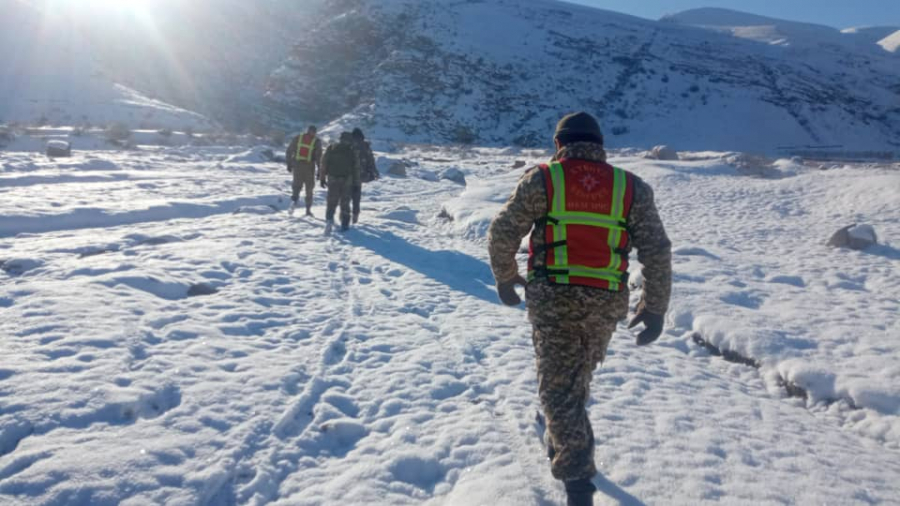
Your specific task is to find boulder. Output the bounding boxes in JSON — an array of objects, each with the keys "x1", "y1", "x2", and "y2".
[
  {"x1": 0, "y1": 127, "x2": 13, "y2": 148},
  {"x1": 726, "y1": 153, "x2": 777, "y2": 177},
  {"x1": 512, "y1": 160, "x2": 527, "y2": 169},
  {"x1": 1, "y1": 258, "x2": 43, "y2": 275},
  {"x1": 387, "y1": 161, "x2": 409, "y2": 177},
  {"x1": 648, "y1": 145, "x2": 679, "y2": 161},
  {"x1": 440, "y1": 168, "x2": 467, "y2": 186},
  {"x1": 827, "y1": 224, "x2": 878, "y2": 250},
  {"x1": 187, "y1": 283, "x2": 218, "y2": 297},
  {"x1": 46, "y1": 140, "x2": 72, "y2": 158}
]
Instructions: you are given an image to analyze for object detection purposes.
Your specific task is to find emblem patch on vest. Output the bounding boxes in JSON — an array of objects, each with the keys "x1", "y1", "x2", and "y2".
[{"x1": 578, "y1": 172, "x2": 601, "y2": 192}]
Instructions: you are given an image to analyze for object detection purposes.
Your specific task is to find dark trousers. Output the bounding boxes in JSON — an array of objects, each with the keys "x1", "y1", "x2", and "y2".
[
  {"x1": 325, "y1": 177, "x2": 352, "y2": 226},
  {"x1": 291, "y1": 163, "x2": 315, "y2": 207},
  {"x1": 351, "y1": 182, "x2": 362, "y2": 218}
]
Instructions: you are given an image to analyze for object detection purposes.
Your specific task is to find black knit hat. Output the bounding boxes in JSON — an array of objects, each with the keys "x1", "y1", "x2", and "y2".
[{"x1": 554, "y1": 112, "x2": 604, "y2": 145}]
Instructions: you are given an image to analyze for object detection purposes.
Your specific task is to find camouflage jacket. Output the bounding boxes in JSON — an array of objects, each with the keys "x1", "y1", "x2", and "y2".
[
  {"x1": 352, "y1": 139, "x2": 379, "y2": 183},
  {"x1": 286, "y1": 134, "x2": 323, "y2": 171},
  {"x1": 487, "y1": 142, "x2": 672, "y2": 316}
]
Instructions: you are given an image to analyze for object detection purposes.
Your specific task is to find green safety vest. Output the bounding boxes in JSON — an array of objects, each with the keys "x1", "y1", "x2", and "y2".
[{"x1": 295, "y1": 133, "x2": 318, "y2": 163}]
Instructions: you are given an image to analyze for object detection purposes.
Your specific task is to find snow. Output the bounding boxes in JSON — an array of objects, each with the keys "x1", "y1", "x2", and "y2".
[
  {"x1": 848, "y1": 224, "x2": 878, "y2": 243},
  {"x1": 445, "y1": 151, "x2": 900, "y2": 442},
  {"x1": 879, "y1": 30, "x2": 900, "y2": 52},
  {"x1": 666, "y1": 7, "x2": 897, "y2": 52},
  {"x1": 45, "y1": 140, "x2": 70, "y2": 151},
  {"x1": 1, "y1": 142, "x2": 899, "y2": 505}
]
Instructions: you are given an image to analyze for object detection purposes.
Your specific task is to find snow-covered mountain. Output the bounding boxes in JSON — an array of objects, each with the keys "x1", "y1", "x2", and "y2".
[
  {"x1": 3, "y1": 0, "x2": 899, "y2": 152},
  {"x1": 267, "y1": 0, "x2": 900, "y2": 152},
  {"x1": 665, "y1": 8, "x2": 899, "y2": 48}
]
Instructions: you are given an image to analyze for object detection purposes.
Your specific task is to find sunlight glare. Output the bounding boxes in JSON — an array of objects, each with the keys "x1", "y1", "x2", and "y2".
[{"x1": 51, "y1": 0, "x2": 155, "y2": 18}]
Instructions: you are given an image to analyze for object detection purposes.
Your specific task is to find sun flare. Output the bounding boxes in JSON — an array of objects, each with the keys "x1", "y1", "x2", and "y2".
[{"x1": 43, "y1": 0, "x2": 155, "y2": 18}]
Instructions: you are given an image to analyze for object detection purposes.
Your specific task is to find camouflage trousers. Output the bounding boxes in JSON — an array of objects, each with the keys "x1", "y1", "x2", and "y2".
[
  {"x1": 325, "y1": 177, "x2": 353, "y2": 227},
  {"x1": 291, "y1": 163, "x2": 316, "y2": 207},
  {"x1": 526, "y1": 281, "x2": 629, "y2": 481}
]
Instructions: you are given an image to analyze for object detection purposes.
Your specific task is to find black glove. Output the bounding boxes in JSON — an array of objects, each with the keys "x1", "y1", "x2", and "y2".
[
  {"x1": 497, "y1": 274, "x2": 527, "y2": 306},
  {"x1": 628, "y1": 310, "x2": 664, "y2": 346},
  {"x1": 320, "y1": 180, "x2": 327, "y2": 189}
]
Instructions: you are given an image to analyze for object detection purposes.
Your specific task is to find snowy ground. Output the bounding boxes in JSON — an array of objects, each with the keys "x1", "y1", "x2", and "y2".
[{"x1": 1, "y1": 144, "x2": 899, "y2": 505}]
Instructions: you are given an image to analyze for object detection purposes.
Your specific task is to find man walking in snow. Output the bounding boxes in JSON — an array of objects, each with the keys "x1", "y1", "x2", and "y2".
[
  {"x1": 286, "y1": 125, "x2": 323, "y2": 216},
  {"x1": 350, "y1": 128, "x2": 379, "y2": 224},
  {"x1": 487, "y1": 112, "x2": 672, "y2": 506},
  {"x1": 320, "y1": 132, "x2": 361, "y2": 233}
]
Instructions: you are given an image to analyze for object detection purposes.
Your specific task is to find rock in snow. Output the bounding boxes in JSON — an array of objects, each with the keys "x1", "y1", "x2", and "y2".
[
  {"x1": 0, "y1": 258, "x2": 43, "y2": 275},
  {"x1": 648, "y1": 145, "x2": 679, "y2": 161},
  {"x1": 387, "y1": 161, "x2": 410, "y2": 177},
  {"x1": 46, "y1": 140, "x2": 72, "y2": 158},
  {"x1": 187, "y1": 283, "x2": 218, "y2": 297},
  {"x1": 440, "y1": 168, "x2": 467, "y2": 186},
  {"x1": 828, "y1": 224, "x2": 879, "y2": 250}
]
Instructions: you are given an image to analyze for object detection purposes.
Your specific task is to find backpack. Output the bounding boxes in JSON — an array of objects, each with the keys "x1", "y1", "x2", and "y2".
[{"x1": 325, "y1": 143, "x2": 356, "y2": 179}]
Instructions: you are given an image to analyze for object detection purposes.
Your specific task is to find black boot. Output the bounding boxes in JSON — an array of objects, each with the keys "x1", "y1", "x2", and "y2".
[
  {"x1": 340, "y1": 216, "x2": 350, "y2": 232},
  {"x1": 305, "y1": 205, "x2": 313, "y2": 217},
  {"x1": 564, "y1": 478, "x2": 596, "y2": 506}
]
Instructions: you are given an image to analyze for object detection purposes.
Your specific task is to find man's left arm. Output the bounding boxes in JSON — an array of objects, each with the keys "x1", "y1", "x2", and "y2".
[
  {"x1": 627, "y1": 179, "x2": 672, "y2": 344},
  {"x1": 314, "y1": 139, "x2": 324, "y2": 171}
]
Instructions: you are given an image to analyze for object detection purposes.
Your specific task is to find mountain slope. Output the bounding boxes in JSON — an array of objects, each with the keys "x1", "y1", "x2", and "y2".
[
  {"x1": 266, "y1": 0, "x2": 900, "y2": 152},
  {"x1": 3, "y1": 0, "x2": 899, "y2": 152}
]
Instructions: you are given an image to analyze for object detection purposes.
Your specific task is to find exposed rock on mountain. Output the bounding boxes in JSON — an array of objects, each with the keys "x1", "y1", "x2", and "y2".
[{"x1": 267, "y1": 0, "x2": 900, "y2": 151}]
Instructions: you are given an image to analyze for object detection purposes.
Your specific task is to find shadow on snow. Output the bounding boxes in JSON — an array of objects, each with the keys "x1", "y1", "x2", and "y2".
[
  {"x1": 348, "y1": 227, "x2": 500, "y2": 305},
  {"x1": 593, "y1": 474, "x2": 646, "y2": 506}
]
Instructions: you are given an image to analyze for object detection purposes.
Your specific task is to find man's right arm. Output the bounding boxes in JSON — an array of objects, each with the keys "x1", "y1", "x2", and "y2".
[
  {"x1": 286, "y1": 137, "x2": 297, "y2": 170},
  {"x1": 314, "y1": 138, "x2": 324, "y2": 169}
]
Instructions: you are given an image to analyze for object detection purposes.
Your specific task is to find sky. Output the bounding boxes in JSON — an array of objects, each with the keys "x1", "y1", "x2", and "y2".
[{"x1": 570, "y1": 1, "x2": 900, "y2": 29}]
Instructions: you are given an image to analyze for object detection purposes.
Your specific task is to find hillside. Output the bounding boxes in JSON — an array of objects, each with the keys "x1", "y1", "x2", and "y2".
[
  {"x1": 266, "y1": 0, "x2": 900, "y2": 152},
  {"x1": 3, "y1": 0, "x2": 899, "y2": 152}
]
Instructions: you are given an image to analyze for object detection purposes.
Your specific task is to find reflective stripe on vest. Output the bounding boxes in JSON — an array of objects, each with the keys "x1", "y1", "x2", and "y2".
[
  {"x1": 527, "y1": 159, "x2": 633, "y2": 291},
  {"x1": 295, "y1": 134, "x2": 317, "y2": 162}
]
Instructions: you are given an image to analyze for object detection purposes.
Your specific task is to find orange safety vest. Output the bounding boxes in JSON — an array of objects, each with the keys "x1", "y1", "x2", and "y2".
[
  {"x1": 527, "y1": 158, "x2": 635, "y2": 291},
  {"x1": 295, "y1": 133, "x2": 318, "y2": 163}
]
